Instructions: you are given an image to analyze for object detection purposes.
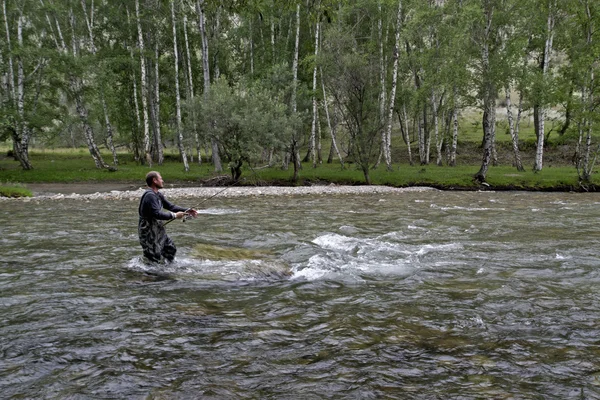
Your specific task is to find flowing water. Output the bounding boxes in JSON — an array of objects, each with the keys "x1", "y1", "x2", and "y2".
[{"x1": 1, "y1": 190, "x2": 600, "y2": 399}]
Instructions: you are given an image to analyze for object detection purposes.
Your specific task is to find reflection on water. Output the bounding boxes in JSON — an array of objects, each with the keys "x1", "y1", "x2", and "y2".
[{"x1": 1, "y1": 191, "x2": 600, "y2": 398}]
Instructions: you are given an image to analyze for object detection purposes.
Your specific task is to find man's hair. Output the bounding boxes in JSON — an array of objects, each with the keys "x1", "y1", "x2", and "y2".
[{"x1": 146, "y1": 171, "x2": 160, "y2": 187}]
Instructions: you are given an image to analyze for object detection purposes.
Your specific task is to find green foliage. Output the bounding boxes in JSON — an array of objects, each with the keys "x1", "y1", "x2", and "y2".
[
  {"x1": 0, "y1": 184, "x2": 32, "y2": 198},
  {"x1": 189, "y1": 77, "x2": 302, "y2": 177}
]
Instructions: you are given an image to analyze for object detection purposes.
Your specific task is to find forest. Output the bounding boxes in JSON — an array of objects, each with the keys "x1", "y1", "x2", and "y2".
[{"x1": 1, "y1": 0, "x2": 599, "y2": 185}]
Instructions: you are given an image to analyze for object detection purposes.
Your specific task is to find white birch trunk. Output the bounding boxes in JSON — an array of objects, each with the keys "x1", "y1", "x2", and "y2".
[
  {"x1": 449, "y1": 102, "x2": 458, "y2": 167},
  {"x1": 171, "y1": 0, "x2": 189, "y2": 172},
  {"x1": 126, "y1": 7, "x2": 142, "y2": 161},
  {"x1": 2, "y1": 0, "x2": 14, "y2": 102},
  {"x1": 183, "y1": 14, "x2": 201, "y2": 165},
  {"x1": 4, "y1": 1, "x2": 32, "y2": 169},
  {"x1": 401, "y1": 104, "x2": 413, "y2": 165},
  {"x1": 15, "y1": 12, "x2": 32, "y2": 169},
  {"x1": 153, "y1": 40, "x2": 163, "y2": 165},
  {"x1": 505, "y1": 86, "x2": 524, "y2": 171},
  {"x1": 376, "y1": 1, "x2": 386, "y2": 168},
  {"x1": 321, "y1": 68, "x2": 344, "y2": 167},
  {"x1": 581, "y1": 2, "x2": 594, "y2": 181},
  {"x1": 135, "y1": 0, "x2": 152, "y2": 166},
  {"x1": 475, "y1": 8, "x2": 495, "y2": 182},
  {"x1": 270, "y1": 7, "x2": 275, "y2": 62},
  {"x1": 583, "y1": 73, "x2": 594, "y2": 180},
  {"x1": 384, "y1": 0, "x2": 402, "y2": 170},
  {"x1": 432, "y1": 90, "x2": 442, "y2": 166},
  {"x1": 213, "y1": 8, "x2": 220, "y2": 80},
  {"x1": 308, "y1": 19, "x2": 319, "y2": 168},
  {"x1": 291, "y1": 4, "x2": 299, "y2": 115},
  {"x1": 289, "y1": 3, "x2": 301, "y2": 178},
  {"x1": 534, "y1": 1, "x2": 555, "y2": 172}
]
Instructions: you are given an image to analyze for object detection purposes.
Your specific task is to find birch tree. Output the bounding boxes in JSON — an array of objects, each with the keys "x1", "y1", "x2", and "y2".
[
  {"x1": 41, "y1": 0, "x2": 110, "y2": 169},
  {"x1": 80, "y1": 0, "x2": 118, "y2": 167},
  {"x1": 307, "y1": 9, "x2": 320, "y2": 168},
  {"x1": 135, "y1": 0, "x2": 152, "y2": 166},
  {"x1": 171, "y1": 0, "x2": 189, "y2": 171},
  {"x1": 473, "y1": 1, "x2": 503, "y2": 182},
  {"x1": 196, "y1": 0, "x2": 222, "y2": 172},
  {"x1": 533, "y1": 0, "x2": 557, "y2": 172},
  {"x1": 2, "y1": 0, "x2": 33, "y2": 169},
  {"x1": 569, "y1": 0, "x2": 600, "y2": 182},
  {"x1": 383, "y1": 0, "x2": 402, "y2": 171}
]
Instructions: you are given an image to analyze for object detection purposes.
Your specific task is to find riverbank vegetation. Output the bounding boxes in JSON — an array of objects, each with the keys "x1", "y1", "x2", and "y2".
[
  {"x1": 0, "y1": 144, "x2": 590, "y2": 194},
  {"x1": 1, "y1": 1, "x2": 600, "y2": 192}
]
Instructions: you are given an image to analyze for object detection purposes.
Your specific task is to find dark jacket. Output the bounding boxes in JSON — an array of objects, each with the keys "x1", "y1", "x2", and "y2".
[{"x1": 138, "y1": 189, "x2": 187, "y2": 221}]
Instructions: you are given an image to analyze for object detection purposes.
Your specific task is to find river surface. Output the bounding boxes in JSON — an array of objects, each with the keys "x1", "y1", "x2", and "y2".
[{"x1": 1, "y1": 190, "x2": 600, "y2": 399}]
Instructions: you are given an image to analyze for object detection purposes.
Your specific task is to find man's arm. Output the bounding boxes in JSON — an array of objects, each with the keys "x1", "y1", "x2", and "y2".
[
  {"x1": 160, "y1": 193, "x2": 188, "y2": 213},
  {"x1": 144, "y1": 192, "x2": 178, "y2": 220}
]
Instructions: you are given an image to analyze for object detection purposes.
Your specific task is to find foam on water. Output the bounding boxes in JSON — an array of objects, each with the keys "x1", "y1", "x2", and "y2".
[
  {"x1": 197, "y1": 207, "x2": 243, "y2": 215},
  {"x1": 291, "y1": 232, "x2": 428, "y2": 281},
  {"x1": 125, "y1": 253, "x2": 291, "y2": 282}
]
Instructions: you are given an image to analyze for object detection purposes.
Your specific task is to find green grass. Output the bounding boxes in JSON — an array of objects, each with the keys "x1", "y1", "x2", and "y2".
[
  {"x1": 0, "y1": 146, "x2": 593, "y2": 195},
  {"x1": 254, "y1": 162, "x2": 584, "y2": 191},
  {"x1": 0, "y1": 150, "x2": 213, "y2": 184},
  {"x1": 0, "y1": 184, "x2": 33, "y2": 198}
]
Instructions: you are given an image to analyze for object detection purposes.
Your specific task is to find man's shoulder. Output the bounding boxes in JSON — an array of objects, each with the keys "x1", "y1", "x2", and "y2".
[{"x1": 141, "y1": 189, "x2": 160, "y2": 201}]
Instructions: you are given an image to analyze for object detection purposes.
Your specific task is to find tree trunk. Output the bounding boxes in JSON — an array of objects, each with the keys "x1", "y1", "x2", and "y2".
[
  {"x1": 376, "y1": 1, "x2": 386, "y2": 169},
  {"x1": 534, "y1": 1, "x2": 555, "y2": 172},
  {"x1": 475, "y1": 93, "x2": 496, "y2": 182},
  {"x1": 126, "y1": 7, "x2": 142, "y2": 161},
  {"x1": 449, "y1": 101, "x2": 458, "y2": 167},
  {"x1": 432, "y1": 90, "x2": 442, "y2": 166},
  {"x1": 308, "y1": 17, "x2": 319, "y2": 168},
  {"x1": 321, "y1": 69, "x2": 344, "y2": 167},
  {"x1": 3, "y1": 0, "x2": 15, "y2": 101},
  {"x1": 4, "y1": 2, "x2": 32, "y2": 169},
  {"x1": 81, "y1": 0, "x2": 118, "y2": 167},
  {"x1": 135, "y1": 0, "x2": 152, "y2": 166},
  {"x1": 291, "y1": 3, "x2": 301, "y2": 181},
  {"x1": 475, "y1": 11, "x2": 495, "y2": 183},
  {"x1": 48, "y1": 8, "x2": 109, "y2": 169},
  {"x1": 396, "y1": 104, "x2": 413, "y2": 166},
  {"x1": 154, "y1": 40, "x2": 164, "y2": 164},
  {"x1": 197, "y1": 0, "x2": 222, "y2": 171},
  {"x1": 171, "y1": 0, "x2": 189, "y2": 171},
  {"x1": 383, "y1": 0, "x2": 402, "y2": 171},
  {"x1": 183, "y1": 14, "x2": 201, "y2": 165},
  {"x1": 505, "y1": 86, "x2": 524, "y2": 171}
]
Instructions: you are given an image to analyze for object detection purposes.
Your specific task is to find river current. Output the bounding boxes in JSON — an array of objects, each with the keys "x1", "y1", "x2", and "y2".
[{"x1": 1, "y1": 190, "x2": 599, "y2": 399}]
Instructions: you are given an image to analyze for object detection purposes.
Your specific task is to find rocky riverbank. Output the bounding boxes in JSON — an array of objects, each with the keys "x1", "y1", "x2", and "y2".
[{"x1": 3, "y1": 184, "x2": 438, "y2": 201}]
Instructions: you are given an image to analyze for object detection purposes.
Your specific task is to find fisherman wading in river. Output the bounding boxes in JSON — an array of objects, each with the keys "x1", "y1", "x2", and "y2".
[{"x1": 138, "y1": 171, "x2": 198, "y2": 263}]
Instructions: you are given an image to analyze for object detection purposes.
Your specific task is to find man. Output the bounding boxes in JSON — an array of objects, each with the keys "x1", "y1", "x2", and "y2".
[{"x1": 138, "y1": 171, "x2": 198, "y2": 263}]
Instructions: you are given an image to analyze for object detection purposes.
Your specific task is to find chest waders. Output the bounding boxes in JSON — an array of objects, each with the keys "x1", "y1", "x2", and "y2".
[{"x1": 138, "y1": 191, "x2": 177, "y2": 263}]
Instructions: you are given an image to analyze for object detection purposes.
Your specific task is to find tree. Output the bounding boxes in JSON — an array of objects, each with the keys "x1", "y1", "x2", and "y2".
[
  {"x1": 192, "y1": 77, "x2": 300, "y2": 180},
  {"x1": 321, "y1": 24, "x2": 384, "y2": 184},
  {"x1": 171, "y1": 0, "x2": 189, "y2": 171}
]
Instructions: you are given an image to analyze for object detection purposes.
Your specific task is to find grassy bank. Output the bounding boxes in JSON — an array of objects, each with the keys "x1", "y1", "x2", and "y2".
[{"x1": 0, "y1": 146, "x2": 594, "y2": 197}]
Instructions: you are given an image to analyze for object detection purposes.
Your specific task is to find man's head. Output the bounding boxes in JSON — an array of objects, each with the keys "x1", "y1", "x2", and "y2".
[{"x1": 146, "y1": 171, "x2": 164, "y2": 189}]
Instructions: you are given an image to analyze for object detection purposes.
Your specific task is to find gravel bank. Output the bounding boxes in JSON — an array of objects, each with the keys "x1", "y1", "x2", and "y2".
[{"x1": 2, "y1": 185, "x2": 438, "y2": 201}]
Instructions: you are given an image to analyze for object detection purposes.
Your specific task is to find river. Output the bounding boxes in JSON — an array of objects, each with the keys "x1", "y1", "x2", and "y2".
[{"x1": 1, "y1": 190, "x2": 599, "y2": 399}]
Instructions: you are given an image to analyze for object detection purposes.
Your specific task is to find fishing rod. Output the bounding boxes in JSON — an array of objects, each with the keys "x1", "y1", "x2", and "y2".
[{"x1": 163, "y1": 171, "x2": 253, "y2": 226}]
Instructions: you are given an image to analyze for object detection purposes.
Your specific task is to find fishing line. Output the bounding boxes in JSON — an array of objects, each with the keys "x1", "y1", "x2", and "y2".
[{"x1": 163, "y1": 164, "x2": 262, "y2": 226}]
